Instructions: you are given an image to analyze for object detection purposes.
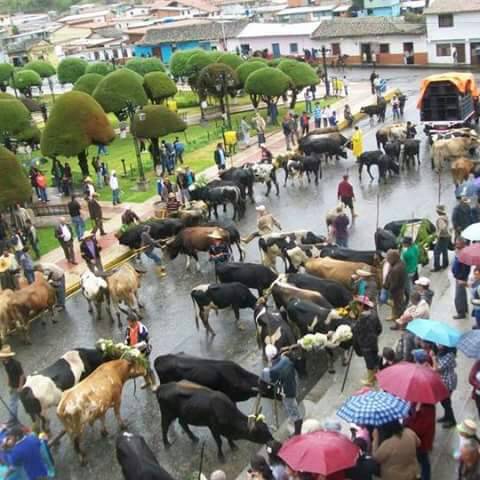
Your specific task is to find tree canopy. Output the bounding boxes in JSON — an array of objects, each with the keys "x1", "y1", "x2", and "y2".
[
  {"x1": 278, "y1": 59, "x2": 319, "y2": 107},
  {"x1": 197, "y1": 63, "x2": 238, "y2": 103},
  {"x1": 0, "y1": 64, "x2": 14, "y2": 91},
  {"x1": 236, "y1": 61, "x2": 266, "y2": 86},
  {"x1": 185, "y1": 51, "x2": 213, "y2": 91},
  {"x1": 73, "y1": 73, "x2": 104, "y2": 95},
  {"x1": 93, "y1": 68, "x2": 148, "y2": 114},
  {"x1": 0, "y1": 146, "x2": 31, "y2": 208},
  {"x1": 218, "y1": 53, "x2": 244, "y2": 71},
  {"x1": 41, "y1": 91, "x2": 115, "y2": 158},
  {"x1": 125, "y1": 57, "x2": 165, "y2": 76},
  {"x1": 57, "y1": 58, "x2": 88, "y2": 85},
  {"x1": 143, "y1": 72, "x2": 177, "y2": 104},
  {"x1": 10, "y1": 69, "x2": 42, "y2": 97},
  {"x1": 245, "y1": 67, "x2": 291, "y2": 108},
  {"x1": 85, "y1": 62, "x2": 113, "y2": 76},
  {"x1": 24, "y1": 60, "x2": 56, "y2": 78},
  {"x1": 0, "y1": 98, "x2": 32, "y2": 137},
  {"x1": 169, "y1": 49, "x2": 202, "y2": 78}
]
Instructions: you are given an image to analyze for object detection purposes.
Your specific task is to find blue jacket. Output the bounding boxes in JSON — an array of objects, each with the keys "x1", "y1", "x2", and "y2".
[
  {"x1": 6, "y1": 434, "x2": 48, "y2": 480},
  {"x1": 452, "y1": 255, "x2": 470, "y2": 281},
  {"x1": 266, "y1": 355, "x2": 296, "y2": 398}
]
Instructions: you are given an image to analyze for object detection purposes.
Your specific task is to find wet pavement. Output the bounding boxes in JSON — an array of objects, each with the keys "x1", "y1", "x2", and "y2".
[{"x1": 2, "y1": 67, "x2": 476, "y2": 479}]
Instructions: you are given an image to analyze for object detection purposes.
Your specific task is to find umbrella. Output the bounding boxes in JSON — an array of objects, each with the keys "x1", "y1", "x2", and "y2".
[
  {"x1": 376, "y1": 361, "x2": 449, "y2": 404},
  {"x1": 278, "y1": 430, "x2": 359, "y2": 475},
  {"x1": 406, "y1": 319, "x2": 461, "y2": 347},
  {"x1": 457, "y1": 330, "x2": 480, "y2": 359},
  {"x1": 337, "y1": 390, "x2": 410, "y2": 426},
  {"x1": 458, "y1": 243, "x2": 480, "y2": 266},
  {"x1": 462, "y1": 222, "x2": 480, "y2": 242}
]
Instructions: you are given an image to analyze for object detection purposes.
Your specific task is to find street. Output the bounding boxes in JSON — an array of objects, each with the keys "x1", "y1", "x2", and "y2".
[{"x1": 2, "y1": 67, "x2": 475, "y2": 479}]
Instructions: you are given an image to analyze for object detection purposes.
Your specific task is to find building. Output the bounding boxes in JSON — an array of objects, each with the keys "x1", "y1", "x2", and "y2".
[
  {"x1": 400, "y1": 0, "x2": 426, "y2": 14},
  {"x1": 424, "y1": 0, "x2": 480, "y2": 65},
  {"x1": 311, "y1": 16, "x2": 427, "y2": 64},
  {"x1": 357, "y1": 0, "x2": 401, "y2": 17},
  {"x1": 276, "y1": 5, "x2": 335, "y2": 22}
]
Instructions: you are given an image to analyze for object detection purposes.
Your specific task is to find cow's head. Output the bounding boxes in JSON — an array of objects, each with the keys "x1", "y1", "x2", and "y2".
[
  {"x1": 247, "y1": 398, "x2": 273, "y2": 444},
  {"x1": 128, "y1": 359, "x2": 147, "y2": 379},
  {"x1": 80, "y1": 271, "x2": 108, "y2": 300},
  {"x1": 255, "y1": 379, "x2": 281, "y2": 400}
]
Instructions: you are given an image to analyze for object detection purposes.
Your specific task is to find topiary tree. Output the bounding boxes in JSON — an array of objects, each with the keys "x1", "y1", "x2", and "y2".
[
  {"x1": 125, "y1": 57, "x2": 165, "y2": 76},
  {"x1": 11, "y1": 69, "x2": 42, "y2": 97},
  {"x1": 206, "y1": 51, "x2": 222, "y2": 62},
  {"x1": 236, "y1": 61, "x2": 266, "y2": 87},
  {"x1": 93, "y1": 68, "x2": 148, "y2": 116},
  {"x1": 0, "y1": 64, "x2": 14, "y2": 92},
  {"x1": 169, "y1": 49, "x2": 202, "y2": 79},
  {"x1": 0, "y1": 146, "x2": 31, "y2": 208},
  {"x1": 185, "y1": 51, "x2": 213, "y2": 92},
  {"x1": 278, "y1": 59, "x2": 319, "y2": 108},
  {"x1": 41, "y1": 91, "x2": 115, "y2": 176},
  {"x1": 218, "y1": 52, "x2": 244, "y2": 71},
  {"x1": 131, "y1": 104, "x2": 186, "y2": 167},
  {"x1": 143, "y1": 72, "x2": 177, "y2": 104},
  {"x1": 0, "y1": 98, "x2": 33, "y2": 140},
  {"x1": 85, "y1": 62, "x2": 112, "y2": 76},
  {"x1": 73, "y1": 73, "x2": 104, "y2": 95},
  {"x1": 24, "y1": 60, "x2": 56, "y2": 79},
  {"x1": 248, "y1": 57, "x2": 268, "y2": 64},
  {"x1": 57, "y1": 58, "x2": 88, "y2": 85}
]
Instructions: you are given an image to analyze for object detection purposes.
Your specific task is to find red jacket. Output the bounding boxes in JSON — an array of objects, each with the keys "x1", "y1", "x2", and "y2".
[
  {"x1": 469, "y1": 360, "x2": 480, "y2": 400},
  {"x1": 405, "y1": 404, "x2": 435, "y2": 453},
  {"x1": 337, "y1": 180, "x2": 354, "y2": 199}
]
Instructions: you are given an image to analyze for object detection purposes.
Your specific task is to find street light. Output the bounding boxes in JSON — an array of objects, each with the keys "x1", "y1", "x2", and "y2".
[
  {"x1": 47, "y1": 77, "x2": 55, "y2": 103},
  {"x1": 321, "y1": 45, "x2": 331, "y2": 98},
  {"x1": 10, "y1": 71, "x2": 17, "y2": 98},
  {"x1": 125, "y1": 101, "x2": 147, "y2": 191}
]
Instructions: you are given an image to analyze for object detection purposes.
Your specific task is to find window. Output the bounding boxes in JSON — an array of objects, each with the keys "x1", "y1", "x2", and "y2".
[
  {"x1": 379, "y1": 43, "x2": 390, "y2": 54},
  {"x1": 289, "y1": 43, "x2": 298, "y2": 54},
  {"x1": 438, "y1": 14, "x2": 453, "y2": 27},
  {"x1": 436, "y1": 43, "x2": 451, "y2": 57},
  {"x1": 331, "y1": 43, "x2": 341, "y2": 55}
]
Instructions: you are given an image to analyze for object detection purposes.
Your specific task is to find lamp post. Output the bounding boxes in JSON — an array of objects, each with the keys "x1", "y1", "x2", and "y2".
[
  {"x1": 321, "y1": 45, "x2": 331, "y2": 98},
  {"x1": 125, "y1": 101, "x2": 147, "y2": 191},
  {"x1": 10, "y1": 71, "x2": 17, "y2": 98},
  {"x1": 215, "y1": 72, "x2": 233, "y2": 130}
]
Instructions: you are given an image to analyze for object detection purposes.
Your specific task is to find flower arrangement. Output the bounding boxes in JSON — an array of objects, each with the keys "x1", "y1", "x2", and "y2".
[
  {"x1": 96, "y1": 338, "x2": 148, "y2": 370},
  {"x1": 297, "y1": 325, "x2": 352, "y2": 351}
]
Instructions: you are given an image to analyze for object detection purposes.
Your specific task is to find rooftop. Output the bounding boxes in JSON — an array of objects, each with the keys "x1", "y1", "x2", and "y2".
[
  {"x1": 237, "y1": 21, "x2": 321, "y2": 37},
  {"x1": 424, "y1": 0, "x2": 480, "y2": 14},
  {"x1": 150, "y1": 0, "x2": 218, "y2": 13},
  {"x1": 311, "y1": 16, "x2": 426, "y2": 38},
  {"x1": 58, "y1": 9, "x2": 112, "y2": 24},
  {"x1": 277, "y1": 4, "x2": 335, "y2": 15}
]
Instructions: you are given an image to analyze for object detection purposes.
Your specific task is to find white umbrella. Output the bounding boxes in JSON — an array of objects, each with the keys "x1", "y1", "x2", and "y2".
[{"x1": 462, "y1": 223, "x2": 480, "y2": 241}]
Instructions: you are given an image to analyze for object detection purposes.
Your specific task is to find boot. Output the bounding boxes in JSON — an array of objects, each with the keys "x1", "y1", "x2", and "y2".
[
  {"x1": 293, "y1": 419, "x2": 303, "y2": 436},
  {"x1": 361, "y1": 369, "x2": 376, "y2": 387}
]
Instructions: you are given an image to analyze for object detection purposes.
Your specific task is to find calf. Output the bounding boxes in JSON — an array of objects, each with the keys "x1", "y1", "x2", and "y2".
[
  {"x1": 283, "y1": 245, "x2": 322, "y2": 273},
  {"x1": 191, "y1": 282, "x2": 257, "y2": 336},
  {"x1": 80, "y1": 270, "x2": 113, "y2": 322},
  {"x1": 360, "y1": 101, "x2": 386, "y2": 124},
  {"x1": 451, "y1": 157, "x2": 475, "y2": 185},
  {"x1": 156, "y1": 381, "x2": 273, "y2": 460},
  {"x1": 57, "y1": 359, "x2": 146, "y2": 465}
]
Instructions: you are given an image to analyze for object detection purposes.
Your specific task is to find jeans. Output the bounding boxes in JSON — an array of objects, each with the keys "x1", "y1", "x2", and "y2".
[
  {"x1": 8, "y1": 389, "x2": 19, "y2": 426},
  {"x1": 314, "y1": 118, "x2": 321, "y2": 128},
  {"x1": 284, "y1": 134, "x2": 291, "y2": 150},
  {"x1": 24, "y1": 269, "x2": 35, "y2": 284},
  {"x1": 440, "y1": 395, "x2": 456, "y2": 423},
  {"x1": 39, "y1": 188, "x2": 48, "y2": 202},
  {"x1": 336, "y1": 236, "x2": 348, "y2": 247},
  {"x1": 433, "y1": 237, "x2": 449, "y2": 269},
  {"x1": 455, "y1": 281, "x2": 468, "y2": 317},
  {"x1": 112, "y1": 189, "x2": 121, "y2": 205},
  {"x1": 92, "y1": 218, "x2": 105, "y2": 235},
  {"x1": 56, "y1": 276, "x2": 66, "y2": 307},
  {"x1": 417, "y1": 451, "x2": 431, "y2": 480},
  {"x1": 144, "y1": 249, "x2": 162, "y2": 265},
  {"x1": 283, "y1": 396, "x2": 301, "y2": 422},
  {"x1": 71, "y1": 216, "x2": 85, "y2": 241}
]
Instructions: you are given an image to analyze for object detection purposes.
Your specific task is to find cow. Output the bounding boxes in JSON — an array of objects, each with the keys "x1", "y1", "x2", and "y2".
[
  {"x1": 451, "y1": 157, "x2": 475, "y2": 185},
  {"x1": 190, "y1": 282, "x2": 257, "y2": 336},
  {"x1": 215, "y1": 262, "x2": 278, "y2": 296},
  {"x1": 319, "y1": 246, "x2": 381, "y2": 266},
  {"x1": 283, "y1": 244, "x2": 324, "y2": 273},
  {"x1": 248, "y1": 162, "x2": 280, "y2": 196},
  {"x1": 19, "y1": 348, "x2": 107, "y2": 433},
  {"x1": 376, "y1": 123, "x2": 407, "y2": 149},
  {"x1": 383, "y1": 219, "x2": 435, "y2": 238},
  {"x1": 403, "y1": 139, "x2": 421, "y2": 169},
  {"x1": 384, "y1": 140, "x2": 401, "y2": 164},
  {"x1": 284, "y1": 157, "x2": 304, "y2": 186},
  {"x1": 57, "y1": 359, "x2": 146, "y2": 465},
  {"x1": 0, "y1": 289, "x2": 16, "y2": 344},
  {"x1": 189, "y1": 184, "x2": 244, "y2": 220},
  {"x1": 116, "y1": 432, "x2": 175, "y2": 480},
  {"x1": 155, "y1": 381, "x2": 273, "y2": 460},
  {"x1": 298, "y1": 133, "x2": 348, "y2": 162},
  {"x1": 219, "y1": 166, "x2": 255, "y2": 203},
  {"x1": 357, "y1": 150, "x2": 399, "y2": 181},
  {"x1": 429, "y1": 127, "x2": 478, "y2": 144},
  {"x1": 80, "y1": 270, "x2": 113, "y2": 322},
  {"x1": 432, "y1": 136, "x2": 479, "y2": 172},
  {"x1": 360, "y1": 98, "x2": 386, "y2": 124},
  {"x1": 301, "y1": 155, "x2": 322, "y2": 185},
  {"x1": 154, "y1": 353, "x2": 277, "y2": 403}
]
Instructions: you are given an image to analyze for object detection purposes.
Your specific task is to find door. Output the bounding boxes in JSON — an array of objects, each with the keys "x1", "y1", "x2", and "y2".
[
  {"x1": 272, "y1": 43, "x2": 281, "y2": 58},
  {"x1": 453, "y1": 43, "x2": 466, "y2": 63},
  {"x1": 360, "y1": 43, "x2": 371, "y2": 63},
  {"x1": 403, "y1": 42, "x2": 414, "y2": 64},
  {"x1": 471, "y1": 43, "x2": 480, "y2": 65}
]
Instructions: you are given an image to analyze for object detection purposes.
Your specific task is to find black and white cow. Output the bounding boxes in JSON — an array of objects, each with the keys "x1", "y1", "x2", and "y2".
[
  {"x1": 20, "y1": 348, "x2": 107, "y2": 432},
  {"x1": 219, "y1": 167, "x2": 255, "y2": 203},
  {"x1": 189, "y1": 183, "x2": 244, "y2": 220},
  {"x1": 249, "y1": 163, "x2": 280, "y2": 196},
  {"x1": 80, "y1": 270, "x2": 113, "y2": 322},
  {"x1": 374, "y1": 228, "x2": 398, "y2": 253},
  {"x1": 117, "y1": 219, "x2": 185, "y2": 250},
  {"x1": 283, "y1": 244, "x2": 323, "y2": 273},
  {"x1": 191, "y1": 282, "x2": 257, "y2": 336}
]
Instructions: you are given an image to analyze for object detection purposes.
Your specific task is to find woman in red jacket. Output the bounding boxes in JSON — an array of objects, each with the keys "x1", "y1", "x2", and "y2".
[{"x1": 469, "y1": 360, "x2": 480, "y2": 418}]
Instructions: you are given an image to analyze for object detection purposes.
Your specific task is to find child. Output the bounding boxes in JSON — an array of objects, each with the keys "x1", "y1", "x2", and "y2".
[{"x1": 379, "y1": 347, "x2": 397, "y2": 370}]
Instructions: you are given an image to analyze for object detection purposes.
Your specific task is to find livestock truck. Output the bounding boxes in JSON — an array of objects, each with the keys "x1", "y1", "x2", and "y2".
[{"x1": 418, "y1": 72, "x2": 479, "y2": 135}]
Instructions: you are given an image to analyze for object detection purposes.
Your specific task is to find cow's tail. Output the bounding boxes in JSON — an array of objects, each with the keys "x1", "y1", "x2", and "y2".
[{"x1": 191, "y1": 292, "x2": 200, "y2": 330}]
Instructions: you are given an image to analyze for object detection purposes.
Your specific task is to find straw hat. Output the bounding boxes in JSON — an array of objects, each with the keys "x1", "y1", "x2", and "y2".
[
  {"x1": 415, "y1": 276, "x2": 430, "y2": 287},
  {"x1": 208, "y1": 229, "x2": 224, "y2": 240},
  {"x1": 356, "y1": 268, "x2": 373, "y2": 277},
  {"x1": 256, "y1": 205, "x2": 266, "y2": 213},
  {"x1": 84, "y1": 176, "x2": 93, "y2": 183},
  {"x1": 354, "y1": 295, "x2": 374, "y2": 308},
  {"x1": 0, "y1": 255, "x2": 12, "y2": 273},
  {"x1": 168, "y1": 192, "x2": 176, "y2": 199},
  {"x1": 457, "y1": 419, "x2": 478, "y2": 437},
  {"x1": 436, "y1": 205, "x2": 446, "y2": 215},
  {"x1": 0, "y1": 345, "x2": 15, "y2": 358}
]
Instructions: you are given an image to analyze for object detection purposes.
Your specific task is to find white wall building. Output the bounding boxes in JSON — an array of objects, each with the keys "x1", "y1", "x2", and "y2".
[{"x1": 425, "y1": 0, "x2": 480, "y2": 65}]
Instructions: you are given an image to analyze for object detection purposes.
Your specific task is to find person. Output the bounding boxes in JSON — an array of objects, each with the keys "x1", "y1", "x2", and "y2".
[
  {"x1": 322, "y1": 105, "x2": 330, "y2": 128},
  {"x1": 0, "y1": 345, "x2": 24, "y2": 426},
  {"x1": 304, "y1": 88, "x2": 313, "y2": 113},
  {"x1": 12, "y1": 203, "x2": 31, "y2": 232},
  {"x1": 35, "y1": 172, "x2": 48, "y2": 203},
  {"x1": 415, "y1": 277, "x2": 434, "y2": 306},
  {"x1": 83, "y1": 176, "x2": 95, "y2": 201},
  {"x1": 0, "y1": 250, "x2": 18, "y2": 291},
  {"x1": 313, "y1": 102, "x2": 322, "y2": 128},
  {"x1": 109, "y1": 170, "x2": 121, "y2": 206},
  {"x1": 329, "y1": 110, "x2": 337, "y2": 127},
  {"x1": 208, "y1": 229, "x2": 230, "y2": 264},
  {"x1": 300, "y1": 111, "x2": 310, "y2": 136},
  {"x1": 458, "y1": 438, "x2": 480, "y2": 479},
  {"x1": 214, "y1": 143, "x2": 226, "y2": 171},
  {"x1": 392, "y1": 291, "x2": 430, "y2": 331},
  {"x1": 184, "y1": 165, "x2": 195, "y2": 188},
  {"x1": 453, "y1": 197, "x2": 473, "y2": 240},
  {"x1": 29, "y1": 167, "x2": 40, "y2": 201},
  {"x1": 54, "y1": 218, "x2": 76, "y2": 264},
  {"x1": 164, "y1": 140, "x2": 176, "y2": 174},
  {"x1": 62, "y1": 162, "x2": 73, "y2": 196},
  {"x1": 343, "y1": 75, "x2": 349, "y2": 96},
  {"x1": 333, "y1": 204, "x2": 349, "y2": 247},
  {"x1": 173, "y1": 137, "x2": 184, "y2": 164},
  {"x1": 88, "y1": 194, "x2": 106, "y2": 236},
  {"x1": 18, "y1": 247, "x2": 35, "y2": 284},
  {"x1": 452, "y1": 45, "x2": 458, "y2": 64},
  {"x1": 344, "y1": 104, "x2": 353, "y2": 127},
  {"x1": 12, "y1": 229, "x2": 25, "y2": 264},
  {"x1": 406, "y1": 121, "x2": 417, "y2": 139},
  {"x1": 373, "y1": 75, "x2": 381, "y2": 96},
  {"x1": 35, "y1": 263, "x2": 66, "y2": 311},
  {"x1": 92, "y1": 156, "x2": 102, "y2": 188},
  {"x1": 351, "y1": 126, "x2": 363, "y2": 160},
  {"x1": 124, "y1": 312, "x2": 156, "y2": 390},
  {"x1": 401, "y1": 236, "x2": 419, "y2": 299},
  {"x1": 266, "y1": 440, "x2": 289, "y2": 480},
  {"x1": 240, "y1": 116, "x2": 251, "y2": 147},
  {"x1": 352, "y1": 268, "x2": 378, "y2": 304},
  {"x1": 282, "y1": 114, "x2": 293, "y2": 151},
  {"x1": 140, "y1": 225, "x2": 167, "y2": 276},
  {"x1": 67, "y1": 195, "x2": 85, "y2": 241},
  {"x1": 249, "y1": 454, "x2": 274, "y2": 480},
  {"x1": 100, "y1": 162, "x2": 109, "y2": 186},
  {"x1": 176, "y1": 168, "x2": 190, "y2": 204},
  {"x1": 242, "y1": 205, "x2": 281, "y2": 243},
  {"x1": 51, "y1": 158, "x2": 64, "y2": 193},
  {"x1": 345, "y1": 438, "x2": 378, "y2": 480},
  {"x1": 379, "y1": 346, "x2": 397, "y2": 370},
  {"x1": 25, "y1": 219, "x2": 40, "y2": 260},
  {"x1": 80, "y1": 231, "x2": 103, "y2": 272},
  {"x1": 432, "y1": 204, "x2": 450, "y2": 271},
  {"x1": 121, "y1": 208, "x2": 140, "y2": 227},
  {"x1": 370, "y1": 71, "x2": 378, "y2": 95},
  {"x1": 289, "y1": 113, "x2": 299, "y2": 145},
  {"x1": 351, "y1": 295, "x2": 382, "y2": 386},
  {"x1": 166, "y1": 192, "x2": 181, "y2": 216},
  {"x1": 433, "y1": 345, "x2": 458, "y2": 429},
  {"x1": 469, "y1": 360, "x2": 480, "y2": 417},
  {"x1": 254, "y1": 112, "x2": 266, "y2": 146},
  {"x1": 384, "y1": 249, "x2": 407, "y2": 321},
  {"x1": 455, "y1": 420, "x2": 480, "y2": 461},
  {"x1": 391, "y1": 95, "x2": 400, "y2": 120},
  {"x1": 260, "y1": 145, "x2": 273, "y2": 163},
  {"x1": 453, "y1": 238, "x2": 471, "y2": 320},
  {"x1": 262, "y1": 344, "x2": 303, "y2": 435},
  {"x1": 337, "y1": 174, "x2": 356, "y2": 218},
  {"x1": 372, "y1": 420, "x2": 420, "y2": 480}
]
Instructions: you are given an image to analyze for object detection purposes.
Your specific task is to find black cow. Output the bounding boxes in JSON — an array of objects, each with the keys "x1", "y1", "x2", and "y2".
[
  {"x1": 360, "y1": 99, "x2": 386, "y2": 123},
  {"x1": 189, "y1": 184, "x2": 244, "y2": 220},
  {"x1": 215, "y1": 262, "x2": 278, "y2": 296},
  {"x1": 378, "y1": 154, "x2": 400, "y2": 180},
  {"x1": 298, "y1": 133, "x2": 348, "y2": 161},
  {"x1": 117, "y1": 219, "x2": 185, "y2": 249},
  {"x1": 249, "y1": 162, "x2": 280, "y2": 196},
  {"x1": 156, "y1": 381, "x2": 273, "y2": 460},
  {"x1": 202, "y1": 220, "x2": 245, "y2": 261},
  {"x1": 302, "y1": 155, "x2": 322, "y2": 185},
  {"x1": 116, "y1": 432, "x2": 175, "y2": 480},
  {"x1": 318, "y1": 246, "x2": 380, "y2": 266},
  {"x1": 375, "y1": 228, "x2": 398, "y2": 252},
  {"x1": 271, "y1": 277, "x2": 332, "y2": 310},
  {"x1": 403, "y1": 139, "x2": 421, "y2": 169},
  {"x1": 384, "y1": 141, "x2": 401, "y2": 163},
  {"x1": 219, "y1": 167, "x2": 255, "y2": 203},
  {"x1": 191, "y1": 282, "x2": 257, "y2": 336},
  {"x1": 154, "y1": 353, "x2": 277, "y2": 403},
  {"x1": 384, "y1": 219, "x2": 435, "y2": 237},
  {"x1": 285, "y1": 273, "x2": 353, "y2": 308},
  {"x1": 358, "y1": 150, "x2": 398, "y2": 181}
]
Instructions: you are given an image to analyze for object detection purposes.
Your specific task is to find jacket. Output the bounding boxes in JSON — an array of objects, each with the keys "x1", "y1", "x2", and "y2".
[
  {"x1": 405, "y1": 404, "x2": 435, "y2": 453},
  {"x1": 88, "y1": 199, "x2": 103, "y2": 220},
  {"x1": 452, "y1": 255, "x2": 471, "y2": 281},
  {"x1": 452, "y1": 203, "x2": 473, "y2": 231},
  {"x1": 80, "y1": 237, "x2": 101, "y2": 261},
  {"x1": 214, "y1": 148, "x2": 225, "y2": 166},
  {"x1": 125, "y1": 321, "x2": 151, "y2": 355},
  {"x1": 436, "y1": 214, "x2": 450, "y2": 238},
  {"x1": 352, "y1": 310, "x2": 382, "y2": 354},
  {"x1": 265, "y1": 355, "x2": 296, "y2": 398},
  {"x1": 385, "y1": 250, "x2": 407, "y2": 295},
  {"x1": 54, "y1": 224, "x2": 73, "y2": 243}
]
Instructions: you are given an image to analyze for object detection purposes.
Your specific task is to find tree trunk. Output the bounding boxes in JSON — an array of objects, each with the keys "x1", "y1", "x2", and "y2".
[
  {"x1": 150, "y1": 137, "x2": 160, "y2": 167},
  {"x1": 77, "y1": 150, "x2": 89, "y2": 177},
  {"x1": 289, "y1": 89, "x2": 298, "y2": 109},
  {"x1": 249, "y1": 94, "x2": 259, "y2": 109}
]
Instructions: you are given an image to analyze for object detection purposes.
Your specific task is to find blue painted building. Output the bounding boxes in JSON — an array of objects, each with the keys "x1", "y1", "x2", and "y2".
[{"x1": 358, "y1": 0, "x2": 401, "y2": 17}]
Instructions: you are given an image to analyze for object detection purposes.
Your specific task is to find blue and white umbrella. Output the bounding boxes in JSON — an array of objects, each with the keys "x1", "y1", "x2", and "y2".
[
  {"x1": 457, "y1": 330, "x2": 480, "y2": 359},
  {"x1": 337, "y1": 391, "x2": 410, "y2": 426}
]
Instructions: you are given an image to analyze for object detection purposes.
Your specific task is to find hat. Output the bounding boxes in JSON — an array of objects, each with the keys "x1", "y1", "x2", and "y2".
[
  {"x1": 354, "y1": 295, "x2": 374, "y2": 308},
  {"x1": 0, "y1": 256, "x2": 12, "y2": 273},
  {"x1": 415, "y1": 276, "x2": 430, "y2": 287},
  {"x1": 0, "y1": 345, "x2": 15, "y2": 358},
  {"x1": 176, "y1": 167, "x2": 185, "y2": 174},
  {"x1": 84, "y1": 176, "x2": 93, "y2": 183},
  {"x1": 356, "y1": 268, "x2": 373, "y2": 277},
  {"x1": 256, "y1": 205, "x2": 266, "y2": 212},
  {"x1": 208, "y1": 229, "x2": 224, "y2": 240},
  {"x1": 412, "y1": 349, "x2": 428, "y2": 364},
  {"x1": 436, "y1": 205, "x2": 447, "y2": 214},
  {"x1": 265, "y1": 344, "x2": 278, "y2": 360},
  {"x1": 168, "y1": 192, "x2": 176, "y2": 199},
  {"x1": 457, "y1": 419, "x2": 478, "y2": 437}
]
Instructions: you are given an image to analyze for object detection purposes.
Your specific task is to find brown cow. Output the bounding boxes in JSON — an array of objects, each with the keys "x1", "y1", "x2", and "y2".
[
  {"x1": 0, "y1": 289, "x2": 16, "y2": 344},
  {"x1": 451, "y1": 157, "x2": 475, "y2": 185},
  {"x1": 432, "y1": 136, "x2": 479, "y2": 172},
  {"x1": 56, "y1": 359, "x2": 146, "y2": 465}
]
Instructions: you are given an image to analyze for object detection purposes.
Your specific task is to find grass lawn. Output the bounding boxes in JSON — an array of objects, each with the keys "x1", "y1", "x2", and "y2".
[{"x1": 36, "y1": 219, "x2": 93, "y2": 256}]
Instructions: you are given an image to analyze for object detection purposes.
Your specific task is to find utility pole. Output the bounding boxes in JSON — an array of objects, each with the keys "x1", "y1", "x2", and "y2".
[{"x1": 321, "y1": 46, "x2": 330, "y2": 97}]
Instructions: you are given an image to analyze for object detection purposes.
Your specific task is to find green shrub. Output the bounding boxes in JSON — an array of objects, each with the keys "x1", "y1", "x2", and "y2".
[
  {"x1": 73, "y1": 73, "x2": 104, "y2": 95},
  {"x1": 57, "y1": 58, "x2": 88, "y2": 84}
]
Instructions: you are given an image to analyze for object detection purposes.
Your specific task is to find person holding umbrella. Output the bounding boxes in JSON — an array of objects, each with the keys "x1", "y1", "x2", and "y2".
[
  {"x1": 452, "y1": 238, "x2": 471, "y2": 320},
  {"x1": 433, "y1": 345, "x2": 458, "y2": 429}
]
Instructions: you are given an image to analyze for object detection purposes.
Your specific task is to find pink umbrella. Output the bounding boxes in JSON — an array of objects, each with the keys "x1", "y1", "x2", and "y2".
[{"x1": 458, "y1": 243, "x2": 480, "y2": 266}]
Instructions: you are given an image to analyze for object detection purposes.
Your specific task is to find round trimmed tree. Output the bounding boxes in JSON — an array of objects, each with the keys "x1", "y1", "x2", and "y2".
[
  {"x1": 125, "y1": 57, "x2": 165, "y2": 76},
  {"x1": 143, "y1": 72, "x2": 177, "y2": 104},
  {"x1": 41, "y1": 91, "x2": 115, "y2": 176},
  {"x1": 169, "y1": 49, "x2": 202, "y2": 79},
  {"x1": 0, "y1": 146, "x2": 31, "y2": 208},
  {"x1": 85, "y1": 62, "x2": 113, "y2": 76},
  {"x1": 0, "y1": 98, "x2": 33, "y2": 139},
  {"x1": 218, "y1": 52, "x2": 244, "y2": 71},
  {"x1": 0, "y1": 64, "x2": 14, "y2": 92},
  {"x1": 57, "y1": 58, "x2": 88, "y2": 85},
  {"x1": 236, "y1": 61, "x2": 266, "y2": 87},
  {"x1": 131, "y1": 104, "x2": 186, "y2": 167},
  {"x1": 11, "y1": 69, "x2": 42, "y2": 97},
  {"x1": 197, "y1": 63, "x2": 238, "y2": 114},
  {"x1": 24, "y1": 60, "x2": 56, "y2": 78},
  {"x1": 278, "y1": 59, "x2": 319, "y2": 108},
  {"x1": 245, "y1": 66, "x2": 291, "y2": 108},
  {"x1": 73, "y1": 73, "x2": 104, "y2": 95},
  {"x1": 185, "y1": 51, "x2": 213, "y2": 91}
]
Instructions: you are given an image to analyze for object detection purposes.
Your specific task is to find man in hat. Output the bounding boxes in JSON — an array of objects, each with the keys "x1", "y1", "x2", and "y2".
[
  {"x1": 35, "y1": 262, "x2": 66, "y2": 311},
  {"x1": 0, "y1": 345, "x2": 24, "y2": 426},
  {"x1": 432, "y1": 204, "x2": 450, "y2": 271},
  {"x1": 333, "y1": 204, "x2": 350, "y2": 247},
  {"x1": 166, "y1": 192, "x2": 181, "y2": 216},
  {"x1": 242, "y1": 206, "x2": 282, "y2": 243},
  {"x1": 109, "y1": 170, "x2": 121, "y2": 206},
  {"x1": 262, "y1": 344, "x2": 303, "y2": 435},
  {"x1": 452, "y1": 196, "x2": 473, "y2": 241},
  {"x1": 401, "y1": 236, "x2": 419, "y2": 301},
  {"x1": 80, "y1": 231, "x2": 103, "y2": 272},
  {"x1": 208, "y1": 229, "x2": 230, "y2": 264},
  {"x1": 452, "y1": 238, "x2": 471, "y2": 320},
  {"x1": 83, "y1": 176, "x2": 95, "y2": 201},
  {"x1": 140, "y1": 225, "x2": 167, "y2": 277},
  {"x1": 351, "y1": 295, "x2": 382, "y2": 386},
  {"x1": 54, "y1": 217, "x2": 76, "y2": 265},
  {"x1": 415, "y1": 276, "x2": 434, "y2": 305},
  {"x1": 67, "y1": 195, "x2": 85, "y2": 241},
  {"x1": 384, "y1": 249, "x2": 407, "y2": 321},
  {"x1": 0, "y1": 249, "x2": 18, "y2": 290},
  {"x1": 337, "y1": 174, "x2": 357, "y2": 218},
  {"x1": 88, "y1": 194, "x2": 106, "y2": 236}
]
